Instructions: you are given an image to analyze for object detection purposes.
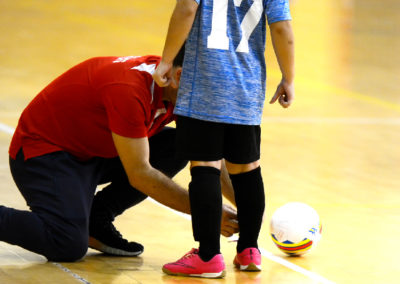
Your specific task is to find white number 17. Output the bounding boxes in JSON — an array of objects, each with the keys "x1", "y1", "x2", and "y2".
[{"x1": 207, "y1": 0, "x2": 263, "y2": 53}]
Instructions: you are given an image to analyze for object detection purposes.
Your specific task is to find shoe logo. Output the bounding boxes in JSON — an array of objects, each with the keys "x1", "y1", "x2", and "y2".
[{"x1": 175, "y1": 262, "x2": 195, "y2": 269}]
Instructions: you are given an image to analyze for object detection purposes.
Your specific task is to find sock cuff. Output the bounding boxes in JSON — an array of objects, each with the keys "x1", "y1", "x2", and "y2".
[{"x1": 190, "y1": 166, "x2": 221, "y2": 177}]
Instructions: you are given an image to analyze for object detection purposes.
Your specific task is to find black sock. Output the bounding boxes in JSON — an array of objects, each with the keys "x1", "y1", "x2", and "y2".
[
  {"x1": 230, "y1": 167, "x2": 265, "y2": 253},
  {"x1": 189, "y1": 166, "x2": 222, "y2": 262}
]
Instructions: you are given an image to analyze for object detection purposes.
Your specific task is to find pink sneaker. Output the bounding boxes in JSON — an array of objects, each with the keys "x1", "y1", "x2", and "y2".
[
  {"x1": 233, "y1": 247, "x2": 262, "y2": 271},
  {"x1": 163, "y1": 248, "x2": 226, "y2": 278}
]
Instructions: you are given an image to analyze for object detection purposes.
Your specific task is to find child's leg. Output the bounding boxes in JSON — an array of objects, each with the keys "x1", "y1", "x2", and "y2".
[
  {"x1": 230, "y1": 167, "x2": 265, "y2": 252},
  {"x1": 189, "y1": 166, "x2": 222, "y2": 261},
  {"x1": 164, "y1": 116, "x2": 226, "y2": 278}
]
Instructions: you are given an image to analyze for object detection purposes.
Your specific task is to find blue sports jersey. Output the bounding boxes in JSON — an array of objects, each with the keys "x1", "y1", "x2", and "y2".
[{"x1": 174, "y1": 0, "x2": 291, "y2": 125}]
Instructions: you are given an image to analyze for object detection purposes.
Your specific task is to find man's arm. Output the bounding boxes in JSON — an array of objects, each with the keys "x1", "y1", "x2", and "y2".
[
  {"x1": 269, "y1": 20, "x2": 295, "y2": 108},
  {"x1": 112, "y1": 132, "x2": 239, "y2": 236},
  {"x1": 112, "y1": 132, "x2": 191, "y2": 214},
  {"x1": 221, "y1": 160, "x2": 236, "y2": 206},
  {"x1": 153, "y1": 0, "x2": 198, "y2": 87}
]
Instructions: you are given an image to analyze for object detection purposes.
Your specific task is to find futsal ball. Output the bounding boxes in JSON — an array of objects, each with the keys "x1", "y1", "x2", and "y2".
[{"x1": 270, "y1": 202, "x2": 322, "y2": 256}]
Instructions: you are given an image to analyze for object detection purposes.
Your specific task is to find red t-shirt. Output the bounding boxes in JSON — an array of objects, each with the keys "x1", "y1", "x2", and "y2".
[{"x1": 9, "y1": 55, "x2": 175, "y2": 160}]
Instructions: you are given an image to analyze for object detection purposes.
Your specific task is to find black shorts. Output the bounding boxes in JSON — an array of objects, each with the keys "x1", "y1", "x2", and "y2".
[{"x1": 176, "y1": 115, "x2": 261, "y2": 164}]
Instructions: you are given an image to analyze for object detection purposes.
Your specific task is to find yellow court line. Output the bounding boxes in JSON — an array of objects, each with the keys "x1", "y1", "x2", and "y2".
[{"x1": 268, "y1": 69, "x2": 400, "y2": 113}]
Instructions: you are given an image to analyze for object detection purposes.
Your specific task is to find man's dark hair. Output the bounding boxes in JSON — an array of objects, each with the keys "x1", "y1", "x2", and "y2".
[{"x1": 173, "y1": 44, "x2": 185, "y2": 67}]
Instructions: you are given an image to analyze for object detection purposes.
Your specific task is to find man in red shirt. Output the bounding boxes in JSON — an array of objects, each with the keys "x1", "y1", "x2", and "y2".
[{"x1": 0, "y1": 47, "x2": 238, "y2": 261}]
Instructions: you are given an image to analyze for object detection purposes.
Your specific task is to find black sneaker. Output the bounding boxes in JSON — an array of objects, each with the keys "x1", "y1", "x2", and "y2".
[{"x1": 89, "y1": 222, "x2": 144, "y2": 256}]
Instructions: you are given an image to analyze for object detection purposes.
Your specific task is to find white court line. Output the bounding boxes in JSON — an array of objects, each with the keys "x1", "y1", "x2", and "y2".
[
  {"x1": 1, "y1": 242, "x2": 92, "y2": 283},
  {"x1": 0, "y1": 124, "x2": 91, "y2": 283},
  {"x1": 148, "y1": 197, "x2": 191, "y2": 220},
  {"x1": 52, "y1": 263, "x2": 91, "y2": 284},
  {"x1": 263, "y1": 117, "x2": 400, "y2": 125},
  {"x1": 2, "y1": 118, "x2": 400, "y2": 137},
  {"x1": 1, "y1": 122, "x2": 335, "y2": 283},
  {"x1": 260, "y1": 248, "x2": 336, "y2": 284},
  {"x1": 149, "y1": 198, "x2": 336, "y2": 284},
  {"x1": 0, "y1": 243, "x2": 30, "y2": 263},
  {"x1": 0, "y1": 123, "x2": 15, "y2": 135}
]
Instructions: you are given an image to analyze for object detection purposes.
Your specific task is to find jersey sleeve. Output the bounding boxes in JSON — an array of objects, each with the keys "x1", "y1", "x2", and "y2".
[
  {"x1": 101, "y1": 84, "x2": 150, "y2": 138},
  {"x1": 265, "y1": 0, "x2": 292, "y2": 25}
]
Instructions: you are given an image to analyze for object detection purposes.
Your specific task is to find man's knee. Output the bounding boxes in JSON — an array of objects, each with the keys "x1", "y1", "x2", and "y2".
[
  {"x1": 149, "y1": 127, "x2": 189, "y2": 177},
  {"x1": 45, "y1": 227, "x2": 88, "y2": 262}
]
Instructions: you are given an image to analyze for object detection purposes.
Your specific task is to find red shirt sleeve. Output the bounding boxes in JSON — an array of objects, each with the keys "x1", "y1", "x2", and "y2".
[{"x1": 101, "y1": 83, "x2": 150, "y2": 138}]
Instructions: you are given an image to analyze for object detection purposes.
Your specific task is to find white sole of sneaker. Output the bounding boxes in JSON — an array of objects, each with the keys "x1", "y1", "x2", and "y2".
[
  {"x1": 162, "y1": 267, "x2": 226, "y2": 278},
  {"x1": 88, "y1": 237, "x2": 143, "y2": 256},
  {"x1": 238, "y1": 263, "x2": 262, "y2": 271}
]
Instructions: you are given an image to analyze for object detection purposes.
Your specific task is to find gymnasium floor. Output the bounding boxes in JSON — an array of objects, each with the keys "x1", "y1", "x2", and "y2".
[{"x1": 1, "y1": 0, "x2": 399, "y2": 283}]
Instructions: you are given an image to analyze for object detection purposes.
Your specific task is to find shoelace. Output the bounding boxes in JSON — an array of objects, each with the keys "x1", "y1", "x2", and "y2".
[
  {"x1": 108, "y1": 223, "x2": 129, "y2": 244},
  {"x1": 179, "y1": 249, "x2": 198, "y2": 261},
  {"x1": 182, "y1": 253, "x2": 195, "y2": 259}
]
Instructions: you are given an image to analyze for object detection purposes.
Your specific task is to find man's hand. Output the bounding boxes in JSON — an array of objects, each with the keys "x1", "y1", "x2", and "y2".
[
  {"x1": 269, "y1": 79, "x2": 294, "y2": 108},
  {"x1": 153, "y1": 61, "x2": 173, "y2": 87},
  {"x1": 221, "y1": 204, "x2": 239, "y2": 237}
]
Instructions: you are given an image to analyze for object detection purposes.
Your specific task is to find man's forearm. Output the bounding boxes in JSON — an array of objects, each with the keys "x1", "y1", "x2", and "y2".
[
  {"x1": 221, "y1": 161, "x2": 236, "y2": 206},
  {"x1": 130, "y1": 166, "x2": 191, "y2": 214}
]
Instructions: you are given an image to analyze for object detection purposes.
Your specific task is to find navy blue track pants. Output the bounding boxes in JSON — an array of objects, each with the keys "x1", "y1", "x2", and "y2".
[{"x1": 0, "y1": 127, "x2": 187, "y2": 261}]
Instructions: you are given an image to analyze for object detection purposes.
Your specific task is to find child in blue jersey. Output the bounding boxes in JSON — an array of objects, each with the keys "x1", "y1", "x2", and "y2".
[{"x1": 153, "y1": 0, "x2": 295, "y2": 278}]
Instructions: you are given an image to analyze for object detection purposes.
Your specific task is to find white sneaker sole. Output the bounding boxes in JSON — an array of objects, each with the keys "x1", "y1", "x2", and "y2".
[
  {"x1": 239, "y1": 263, "x2": 262, "y2": 271},
  {"x1": 88, "y1": 237, "x2": 143, "y2": 256},
  {"x1": 162, "y1": 267, "x2": 226, "y2": 278}
]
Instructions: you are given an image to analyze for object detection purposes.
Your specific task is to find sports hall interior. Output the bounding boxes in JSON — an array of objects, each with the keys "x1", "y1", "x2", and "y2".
[{"x1": 0, "y1": 0, "x2": 399, "y2": 283}]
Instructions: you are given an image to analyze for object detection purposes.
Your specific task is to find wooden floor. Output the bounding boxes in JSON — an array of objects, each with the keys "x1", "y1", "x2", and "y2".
[{"x1": 1, "y1": 0, "x2": 400, "y2": 283}]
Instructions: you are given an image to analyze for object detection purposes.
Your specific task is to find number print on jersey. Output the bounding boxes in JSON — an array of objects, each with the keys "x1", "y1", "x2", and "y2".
[{"x1": 207, "y1": 0, "x2": 263, "y2": 53}]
